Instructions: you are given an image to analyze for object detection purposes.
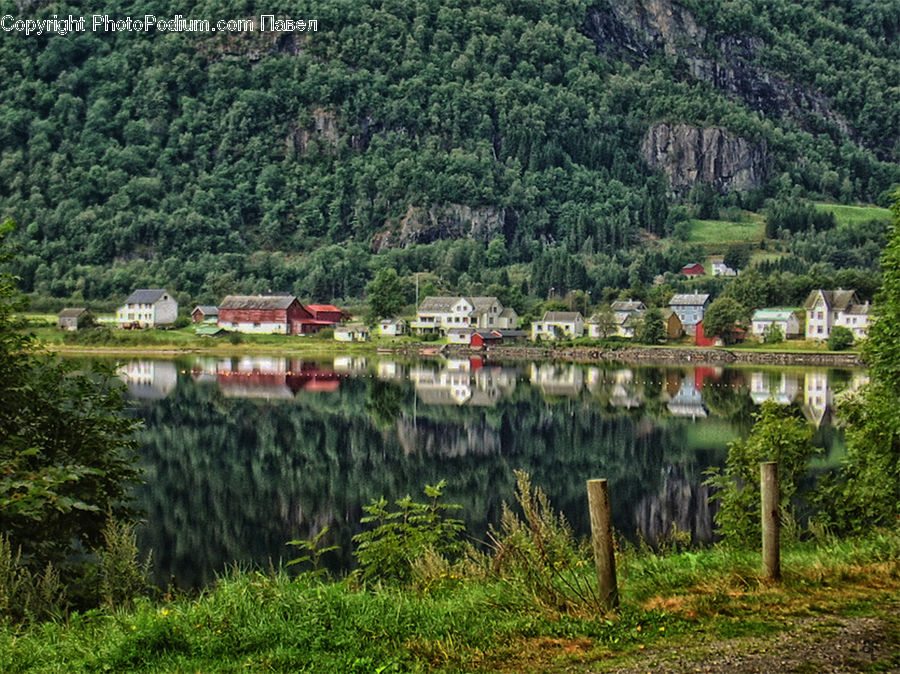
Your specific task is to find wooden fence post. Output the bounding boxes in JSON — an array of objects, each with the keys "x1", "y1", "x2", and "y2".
[
  {"x1": 587, "y1": 479, "x2": 619, "y2": 609},
  {"x1": 761, "y1": 461, "x2": 781, "y2": 581}
]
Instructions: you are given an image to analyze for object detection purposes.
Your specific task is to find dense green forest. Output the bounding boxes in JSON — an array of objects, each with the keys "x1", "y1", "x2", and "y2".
[{"x1": 0, "y1": 0, "x2": 897, "y2": 304}]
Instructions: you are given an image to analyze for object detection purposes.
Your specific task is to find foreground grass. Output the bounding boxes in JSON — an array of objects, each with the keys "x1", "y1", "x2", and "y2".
[{"x1": 2, "y1": 530, "x2": 898, "y2": 673}]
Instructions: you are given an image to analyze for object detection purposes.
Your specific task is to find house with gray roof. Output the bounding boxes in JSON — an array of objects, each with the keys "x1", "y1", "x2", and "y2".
[
  {"x1": 668, "y1": 293, "x2": 710, "y2": 335},
  {"x1": 804, "y1": 289, "x2": 871, "y2": 340},
  {"x1": 191, "y1": 305, "x2": 219, "y2": 323},
  {"x1": 58, "y1": 307, "x2": 89, "y2": 331},
  {"x1": 117, "y1": 289, "x2": 177, "y2": 327},
  {"x1": 531, "y1": 311, "x2": 584, "y2": 341},
  {"x1": 411, "y1": 296, "x2": 517, "y2": 334}
]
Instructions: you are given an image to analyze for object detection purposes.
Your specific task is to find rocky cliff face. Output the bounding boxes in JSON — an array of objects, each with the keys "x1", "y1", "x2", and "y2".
[
  {"x1": 372, "y1": 204, "x2": 505, "y2": 250},
  {"x1": 583, "y1": 0, "x2": 853, "y2": 138},
  {"x1": 641, "y1": 123, "x2": 769, "y2": 196}
]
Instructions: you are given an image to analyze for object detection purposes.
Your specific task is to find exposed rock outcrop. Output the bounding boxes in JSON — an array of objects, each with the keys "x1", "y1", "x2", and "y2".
[
  {"x1": 641, "y1": 123, "x2": 769, "y2": 196},
  {"x1": 287, "y1": 107, "x2": 339, "y2": 155},
  {"x1": 372, "y1": 204, "x2": 504, "y2": 250},
  {"x1": 583, "y1": 0, "x2": 854, "y2": 140}
]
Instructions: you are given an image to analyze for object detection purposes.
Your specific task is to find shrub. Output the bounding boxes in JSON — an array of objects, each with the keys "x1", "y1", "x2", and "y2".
[
  {"x1": 485, "y1": 471, "x2": 599, "y2": 612},
  {"x1": 762, "y1": 323, "x2": 784, "y2": 344},
  {"x1": 827, "y1": 325, "x2": 854, "y2": 350},
  {"x1": 704, "y1": 401, "x2": 821, "y2": 548},
  {"x1": 352, "y1": 481, "x2": 464, "y2": 585}
]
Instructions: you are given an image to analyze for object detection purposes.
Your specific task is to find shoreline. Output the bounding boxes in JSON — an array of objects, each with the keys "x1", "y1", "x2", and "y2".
[{"x1": 47, "y1": 340, "x2": 865, "y2": 367}]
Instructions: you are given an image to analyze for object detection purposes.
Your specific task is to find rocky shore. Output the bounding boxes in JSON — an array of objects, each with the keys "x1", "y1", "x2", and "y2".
[{"x1": 444, "y1": 344, "x2": 864, "y2": 368}]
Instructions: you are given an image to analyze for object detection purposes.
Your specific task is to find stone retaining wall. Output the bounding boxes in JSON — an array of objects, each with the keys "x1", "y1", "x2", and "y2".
[{"x1": 438, "y1": 344, "x2": 863, "y2": 367}]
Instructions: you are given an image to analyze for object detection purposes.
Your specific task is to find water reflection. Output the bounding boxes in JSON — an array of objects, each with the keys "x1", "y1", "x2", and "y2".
[{"x1": 105, "y1": 355, "x2": 862, "y2": 588}]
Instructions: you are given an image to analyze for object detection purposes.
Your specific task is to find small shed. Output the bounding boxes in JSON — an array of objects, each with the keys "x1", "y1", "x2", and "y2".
[
  {"x1": 58, "y1": 308, "x2": 88, "y2": 331},
  {"x1": 192, "y1": 305, "x2": 219, "y2": 323},
  {"x1": 471, "y1": 331, "x2": 502, "y2": 348},
  {"x1": 681, "y1": 262, "x2": 706, "y2": 277},
  {"x1": 334, "y1": 324, "x2": 368, "y2": 342},
  {"x1": 377, "y1": 318, "x2": 407, "y2": 337},
  {"x1": 447, "y1": 328, "x2": 474, "y2": 345},
  {"x1": 660, "y1": 309, "x2": 684, "y2": 338}
]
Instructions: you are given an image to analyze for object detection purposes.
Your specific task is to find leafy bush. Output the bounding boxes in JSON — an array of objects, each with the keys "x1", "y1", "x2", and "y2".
[
  {"x1": 762, "y1": 323, "x2": 784, "y2": 344},
  {"x1": 352, "y1": 481, "x2": 464, "y2": 585},
  {"x1": 827, "y1": 325, "x2": 854, "y2": 350},
  {"x1": 704, "y1": 401, "x2": 821, "y2": 548}
]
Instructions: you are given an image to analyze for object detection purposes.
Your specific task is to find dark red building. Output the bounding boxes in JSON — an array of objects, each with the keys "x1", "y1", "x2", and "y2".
[
  {"x1": 681, "y1": 262, "x2": 706, "y2": 277},
  {"x1": 306, "y1": 304, "x2": 347, "y2": 323},
  {"x1": 218, "y1": 295, "x2": 313, "y2": 334}
]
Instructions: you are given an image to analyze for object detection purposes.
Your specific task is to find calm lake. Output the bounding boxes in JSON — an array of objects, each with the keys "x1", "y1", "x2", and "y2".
[{"x1": 91, "y1": 354, "x2": 864, "y2": 588}]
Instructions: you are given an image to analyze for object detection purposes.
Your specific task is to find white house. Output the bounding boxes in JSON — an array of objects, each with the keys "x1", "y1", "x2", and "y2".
[
  {"x1": 531, "y1": 311, "x2": 584, "y2": 341},
  {"x1": 446, "y1": 327, "x2": 474, "y2": 345},
  {"x1": 750, "y1": 308, "x2": 803, "y2": 339},
  {"x1": 610, "y1": 300, "x2": 645, "y2": 338},
  {"x1": 117, "y1": 289, "x2": 178, "y2": 327},
  {"x1": 669, "y1": 294, "x2": 710, "y2": 336},
  {"x1": 804, "y1": 289, "x2": 871, "y2": 340},
  {"x1": 710, "y1": 256, "x2": 737, "y2": 277},
  {"x1": 411, "y1": 296, "x2": 517, "y2": 334},
  {"x1": 334, "y1": 324, "x2": 369, "y2": 342},
  {"x1": 377, "y1": 318, "x2": 407, "y2": 337}
]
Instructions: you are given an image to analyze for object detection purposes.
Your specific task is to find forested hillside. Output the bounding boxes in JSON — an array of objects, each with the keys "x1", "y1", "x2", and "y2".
[{"x1": 1, "y1": 0, "x2": 897, "y2": 304}]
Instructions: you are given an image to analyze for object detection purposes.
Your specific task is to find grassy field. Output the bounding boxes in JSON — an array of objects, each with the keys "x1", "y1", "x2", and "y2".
[
  {"x1": 1, "y1": 529, "x2": 897, "y2": 672},
  {"x1": 813, "y1": 202, "x2": 893, "y2": 227},
  {"x1": 687, "y1": 212, "x2": 766, "y2": 247}
]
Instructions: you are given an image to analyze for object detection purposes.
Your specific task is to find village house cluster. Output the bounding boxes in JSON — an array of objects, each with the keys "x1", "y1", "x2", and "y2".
[{"x1": 58, "y1": 285, "x2": 873, "y2": 347}]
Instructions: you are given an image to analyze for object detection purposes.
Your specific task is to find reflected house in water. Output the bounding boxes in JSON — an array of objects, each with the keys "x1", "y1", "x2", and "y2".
[
  {"x1": 665, "y1": 373, "x2": 708, "y2": 419},
  {"x1": 608, "y1": 368, "x2": 643, "y2": 409},
  {"x1": 530, "y1": 363, "x2": 584, "y2": 397},
  {"x1": 377, "y1": 360, "x2": 406, "y2": 380},
  {"x1": 749, "y1": 371, "x2": 801, "y2": 405},
  {"x1": 118, "y1": 360, "x2": 178, "y2": 399},
  {"x1": 333, "y1": 356, "x2": 368, "y2": 374},
  {"x1": 190, "y1": 356, "x2": 339, "y2": 399},
  {"x1": 410, "y1": 360, "x2": 517, "y2": 406},
  {"x1": 802, "y1": 371, "x2": 833, "y2": 427}
]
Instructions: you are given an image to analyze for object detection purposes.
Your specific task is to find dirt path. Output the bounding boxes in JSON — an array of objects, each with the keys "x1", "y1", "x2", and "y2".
[{"x1": 584, "y1": 604, "x2": 900, "y2": 673}]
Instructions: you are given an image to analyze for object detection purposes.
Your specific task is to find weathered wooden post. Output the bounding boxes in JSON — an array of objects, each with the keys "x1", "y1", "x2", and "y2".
[
  {"x1": 760, "y1": 461, "x2": 781, "y2": 581},
  {"x1": 587, "y1": 479, "x2": 619, "y2": 609}
]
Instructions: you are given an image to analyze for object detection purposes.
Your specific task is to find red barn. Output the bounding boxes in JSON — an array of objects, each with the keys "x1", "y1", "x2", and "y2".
[
  {"x1": 681, "y1": 262, "x2": 706, "y2": 277},
  {"x1": 694, "y1": 320, "x2": 718, "y2": 346},
  {"x1": 306, "y1": 304, "x2": 346, "y2": 323},
  {"x1": 218, "y1": 295, "x2": 313, "y2": 334}
]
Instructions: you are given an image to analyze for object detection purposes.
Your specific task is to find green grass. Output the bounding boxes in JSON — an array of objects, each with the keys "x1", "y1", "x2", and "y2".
[
  {"x1": 1, "y1": 530, "x2": 897, "y2": 672},
  {"x1": 813, "y1": 202, "x2": 893, "y2": 228},
  {"x1": 687, "y1": 213, "x2": 766, "y2": 247}
]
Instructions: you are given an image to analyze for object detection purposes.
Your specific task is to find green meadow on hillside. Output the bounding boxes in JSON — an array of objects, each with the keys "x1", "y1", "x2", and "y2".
[
  {"x1": 813, "y1": 202, "x2": 893, "y2": 228},
  {"x1": 687, "y1": 214, "x2": 766, "y2": 247}
]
